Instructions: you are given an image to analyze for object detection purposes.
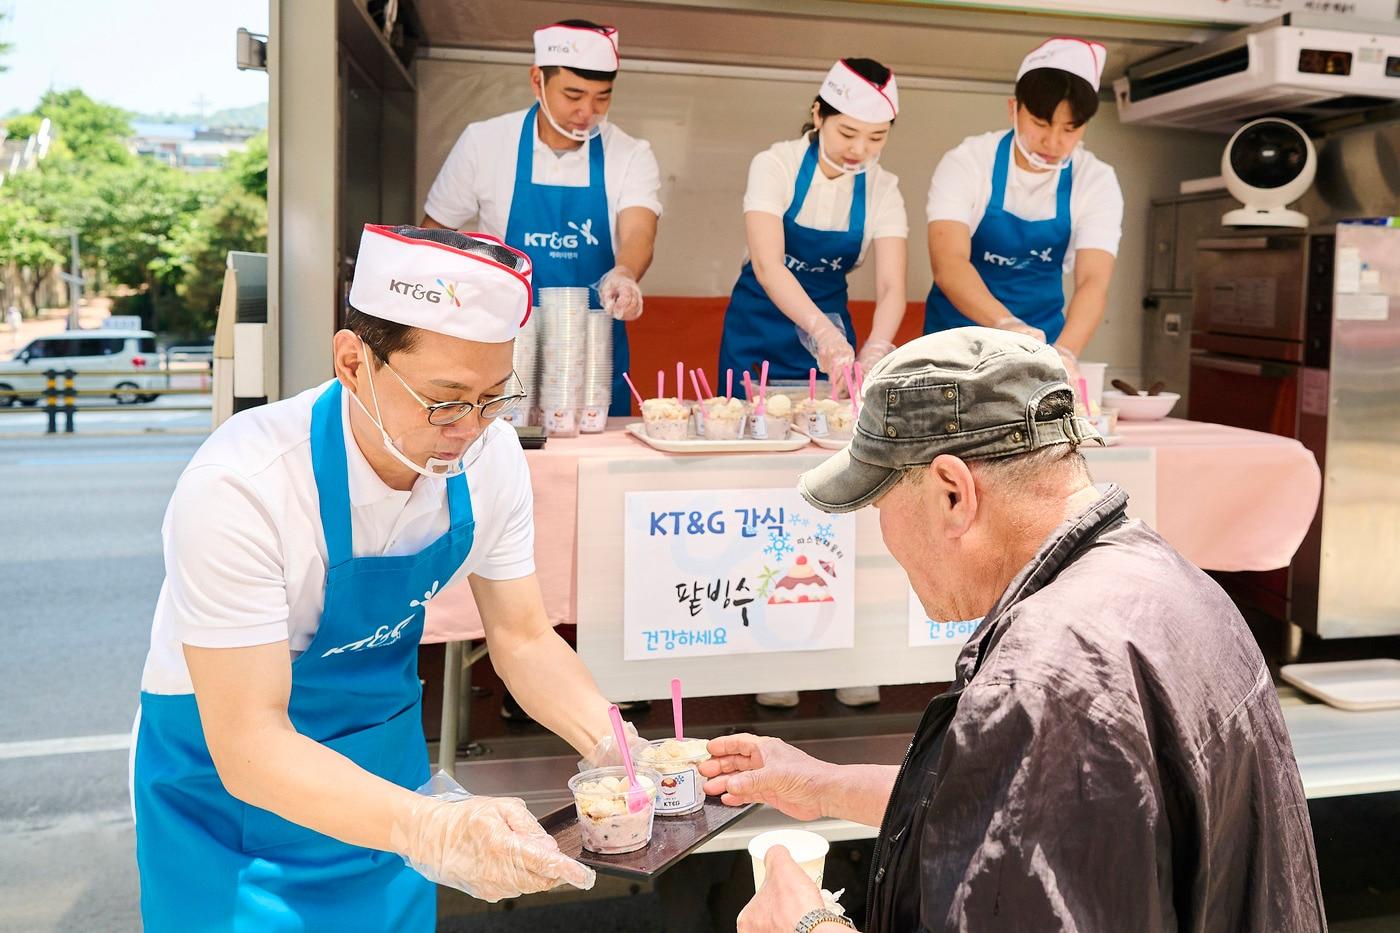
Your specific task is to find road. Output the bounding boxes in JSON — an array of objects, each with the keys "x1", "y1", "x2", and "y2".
[{"x1": 0, "y1": 430, "x2": 203, "y2": 931}]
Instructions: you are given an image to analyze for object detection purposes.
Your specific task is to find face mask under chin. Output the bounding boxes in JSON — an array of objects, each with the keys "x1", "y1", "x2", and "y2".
[
  {"x1": 536, "y1": 83, "x2": 606, "y2": 142},
  {"x1": 1012, "y1": 123, "x2": 1076, "y2": 172},
  {"x1": 816, "y1": 127, "x2": 876, "y2": 176},
  {"x1": 347, "y1": 352, "x2": 479, "y2": 480}
]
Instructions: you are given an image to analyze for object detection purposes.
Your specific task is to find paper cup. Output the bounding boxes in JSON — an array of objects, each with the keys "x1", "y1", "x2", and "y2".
[
  {"x1": 1078, "y1": 361, "x2": 1107, "y2": 414},
  {"x1": 749, "y1": 829, "x2": 829, "y2": 889}
]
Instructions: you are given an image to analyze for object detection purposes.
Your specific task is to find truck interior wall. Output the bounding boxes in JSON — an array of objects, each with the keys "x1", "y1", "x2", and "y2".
[{"x1": 413, "y1": 57, "x2": 1223, "y2": 384}]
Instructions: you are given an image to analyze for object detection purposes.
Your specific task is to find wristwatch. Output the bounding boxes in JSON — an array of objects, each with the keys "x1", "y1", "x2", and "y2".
[{"x1": 795, "y1": 908, "x2": 857, "y2": 932}]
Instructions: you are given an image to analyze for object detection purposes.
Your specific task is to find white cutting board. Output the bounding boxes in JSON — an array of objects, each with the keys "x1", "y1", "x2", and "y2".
[{"x1": 1279, "y1": 659, "x2": 1400, "y2": 711}]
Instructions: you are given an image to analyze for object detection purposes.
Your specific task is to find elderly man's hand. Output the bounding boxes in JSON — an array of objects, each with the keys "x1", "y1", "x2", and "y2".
[
  {"x1": 699, "y1": 734, "x2": 833, "y2": 821},
  {"x1": 738, "y1": 846, "x2": 828, "y2": 933}
]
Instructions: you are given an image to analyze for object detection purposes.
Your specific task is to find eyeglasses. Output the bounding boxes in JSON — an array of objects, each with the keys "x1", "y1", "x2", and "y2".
[{"x1": 379, "y1": 361, "x2": 527, "y2": 427}]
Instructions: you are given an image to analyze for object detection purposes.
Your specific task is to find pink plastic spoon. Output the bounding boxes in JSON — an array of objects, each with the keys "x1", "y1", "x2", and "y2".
[
  {"x1": 671, "y1": 678, "x2": 684, "y2": 740},
  {"x1": 609, "y1": 704, "x2": 649, "y2": 813}
]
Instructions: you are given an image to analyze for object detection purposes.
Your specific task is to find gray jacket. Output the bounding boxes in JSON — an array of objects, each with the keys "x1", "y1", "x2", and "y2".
[{"x1": 866, "y1": 485, "x2": 1326, "y2": 932}]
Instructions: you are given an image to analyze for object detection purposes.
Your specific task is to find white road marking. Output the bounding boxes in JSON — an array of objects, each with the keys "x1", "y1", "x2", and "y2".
[{"x1": 0, "y1": 733, "x2": 131, "y2": 761}]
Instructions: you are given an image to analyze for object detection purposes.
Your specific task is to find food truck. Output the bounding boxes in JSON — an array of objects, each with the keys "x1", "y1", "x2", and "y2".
[{"x1": 218, "y1": 0, "x2": 1400, "y2": 923}]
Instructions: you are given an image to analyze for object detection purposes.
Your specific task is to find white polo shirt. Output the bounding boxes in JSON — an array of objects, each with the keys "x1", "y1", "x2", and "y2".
[
  {"x1": 926, "y1": 130, "x2": 1123, "y2": 271},
  {"x1": 743, "y1": 137, "x2": 908, "y2": 267},
  {"x1": 138, "y1": 382, "x2": 534, "y2": 696},
  {"x1": 423, "y1": 108, "x2": 663, "y2": 240}
]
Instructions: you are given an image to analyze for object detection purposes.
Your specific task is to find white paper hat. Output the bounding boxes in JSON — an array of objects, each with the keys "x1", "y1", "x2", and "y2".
[
  {"x1": 348, "y1": 225, "x2": 533, "y2": 345},
  {"x1": 533, "y1": 23, "x2": 620, "y2": 73},
  {"x1": 1016, "y1": 37, "x2": 1108, "y2": 91},
  {"x1": 818, "y1": 59, "x2": 899, "y2": 124}
]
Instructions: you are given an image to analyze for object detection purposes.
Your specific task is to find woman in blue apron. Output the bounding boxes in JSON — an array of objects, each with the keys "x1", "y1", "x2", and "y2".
[
  {"x1": 132, "y1": 226, "x2": 600, "y2": 931},
  {"x1": 924, "y1": 37, "x2": 1121, "y2": 359},
  {"x1": 719, "y1": 58, "x2": 909, "y2": 386}
]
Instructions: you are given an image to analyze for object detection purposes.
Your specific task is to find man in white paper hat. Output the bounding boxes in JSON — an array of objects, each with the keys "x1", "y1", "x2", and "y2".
[
  {"x1": 422, "y1": 19, "x2": 661, "y2": 418},
  {"x1": 924, "y1": 37, "x2": 1123, "y2": 367},
  {"x1": 131, "y1": 225, "x2": 644, "y2": 931}
]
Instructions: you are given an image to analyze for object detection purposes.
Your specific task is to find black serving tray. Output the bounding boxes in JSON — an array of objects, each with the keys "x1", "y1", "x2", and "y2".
[{"x1": 540, "y1": 796, "x2": 759, "y2": 880}]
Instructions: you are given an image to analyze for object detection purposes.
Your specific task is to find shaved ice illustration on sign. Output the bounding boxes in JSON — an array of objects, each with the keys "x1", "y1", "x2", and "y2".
[
  {"x1": 623, "y1": 489, "x2": 856, "y2": 659},
  {"x1": 768, "y1": 556, "x2": 834, "y2": 605}
]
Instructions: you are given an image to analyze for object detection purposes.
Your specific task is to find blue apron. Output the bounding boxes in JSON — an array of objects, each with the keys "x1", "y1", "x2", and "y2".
[
  {"x1": 718, "y1": 140, "x2": 864, "y2": 382},
  {"x1": 133, "y1": 380, "x2": 476, "y2": 932},
  {"x1": 924, "y1": 130, "x2": 1073, "y2": 344},
  {"x1": 504, "y1": 104, "x2": 628, "y2": 415}
]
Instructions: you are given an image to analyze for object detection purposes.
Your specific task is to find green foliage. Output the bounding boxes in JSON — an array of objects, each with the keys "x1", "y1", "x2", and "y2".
[
  {"x1": 1, "y1": 87, "x2": 267, "y2": 333},
  {"x1": 3, "y1": 113, "x2": 41, "y2": 140},
  {"x1": 227, "y1": 132, "x2": 268, "y2": 200},
  {"x1": 152, "y1": 184, "x2": 267, "y2": 334},
  {"x1": 0, "y1": 198, "x2": 62, "y2": 270},
  {"x1": 33, "y1": 89, "x2": 133, "y2": 165}
]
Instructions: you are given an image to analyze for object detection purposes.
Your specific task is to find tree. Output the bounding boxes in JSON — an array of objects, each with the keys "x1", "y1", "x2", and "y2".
[
  {"x1": 0, "y1": 162, "x2": 95, "y2": 311},
  {"x1": 152, "y1": 184, "x2": 267, "y2": 335},
  {"x1": 227, "y1": 131, "x2": 268, "y2": 200},
  {"x1": 84, "y1": 159, "x2": 209, "y2": 293},
  {"x1": 3, "y1": 114, "x2": 41, "y2": 140},
  {"x1": 33, "y1": 89, "x2": 133, "y2": 165},
  {"x1": 2, "y1": 83, "x2": 267, "y2": 333},
  {"x1": 0, "y1": 198, "x2": 63, "y2": 311}
]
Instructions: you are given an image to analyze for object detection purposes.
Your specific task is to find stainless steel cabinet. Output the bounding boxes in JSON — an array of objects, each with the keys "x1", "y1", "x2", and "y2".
[{"x1": 1141, "y1": 193, "x2": 1237, "y2": 398}]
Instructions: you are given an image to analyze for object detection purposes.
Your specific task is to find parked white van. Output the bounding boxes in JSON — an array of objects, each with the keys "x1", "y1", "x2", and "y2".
[{"x1": 0, "y1": 330, "x2": 163, "y2": 406}]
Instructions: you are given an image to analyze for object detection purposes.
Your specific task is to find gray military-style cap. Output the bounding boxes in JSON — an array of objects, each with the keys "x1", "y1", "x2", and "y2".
[{"x1": 799, "y1": 327, "x2": 1103, "y2": 514}]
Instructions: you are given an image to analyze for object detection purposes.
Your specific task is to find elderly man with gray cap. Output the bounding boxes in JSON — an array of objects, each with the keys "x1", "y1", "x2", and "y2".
[{"x1": 702, "y1": 328, "x2": 1324, "y2": 933}]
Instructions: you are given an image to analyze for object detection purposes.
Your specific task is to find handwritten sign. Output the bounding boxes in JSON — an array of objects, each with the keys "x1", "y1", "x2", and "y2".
[
  {"x1": 623, "y1": 489, "x2": 856, "y2": 660},
  {"x1": 907, "y1": 588, "x2": 984, "y2": 648}
]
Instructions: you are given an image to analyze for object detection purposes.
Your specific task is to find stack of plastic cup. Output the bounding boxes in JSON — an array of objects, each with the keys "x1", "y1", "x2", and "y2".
[
  {"x1": 538, "y1": 287, "x2": 590, "y2": 437},
  {"x1": 503, "y1": 310, "x2": 539, "y2": 428},
  {"x1": 581, "y1": 309, "x2": 613, "y2": 432}
]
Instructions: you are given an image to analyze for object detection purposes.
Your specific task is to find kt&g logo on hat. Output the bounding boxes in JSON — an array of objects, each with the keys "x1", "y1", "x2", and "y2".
[{"x1": 388, "y1": 279, "x2": 444, "y2": 304}]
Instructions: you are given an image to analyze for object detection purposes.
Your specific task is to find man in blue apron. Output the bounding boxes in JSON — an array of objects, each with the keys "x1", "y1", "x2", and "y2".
[
  {"x1": 719, "y1": 58, "x2": 908, "y2": 387},
  {"x1": 925, "y1": 38, "x2": 1122, "y2": 361},
  {"x1": 422, "y1": 20, "x2": 662, "y2": 417},
  {"x1": 132, "y1": 225, "x2": 641, "y2": 930}
]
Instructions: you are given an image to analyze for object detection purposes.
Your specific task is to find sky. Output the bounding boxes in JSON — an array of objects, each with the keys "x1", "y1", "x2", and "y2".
[{"x1": 0, "y1": 0, "x2": 270, "y2": 116}]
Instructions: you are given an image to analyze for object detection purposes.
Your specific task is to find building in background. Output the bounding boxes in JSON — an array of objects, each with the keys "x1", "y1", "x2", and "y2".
[{"x1": 128, "y1": 122, "x2": 257, "y2": 171}]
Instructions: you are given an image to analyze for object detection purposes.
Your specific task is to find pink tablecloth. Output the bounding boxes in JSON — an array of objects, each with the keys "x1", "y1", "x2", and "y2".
[
  {"x1": 1113, "y1": 418, "x2": 1320, "y2": 574},
  {"x1": 424, "y1": 417, "x2": 1321, "y2": 643}
]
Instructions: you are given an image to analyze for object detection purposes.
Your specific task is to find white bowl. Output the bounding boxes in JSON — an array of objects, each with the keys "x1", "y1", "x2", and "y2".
[{"x1": 1101, "y1": 390, "x2": 1179, "y2": 421}]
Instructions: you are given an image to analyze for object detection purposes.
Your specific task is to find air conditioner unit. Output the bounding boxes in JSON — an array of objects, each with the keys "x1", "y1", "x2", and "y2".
[{"x1": 1115, "y1": 13, "x2": 1400, "y2": 133}]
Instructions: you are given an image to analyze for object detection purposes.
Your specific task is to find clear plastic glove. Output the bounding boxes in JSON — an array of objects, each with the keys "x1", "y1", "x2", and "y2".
[
  {"x1": 598, "y1": 266, "x2": 643, "y2": 321},
  {"x1": 992, "y1": 314, "x2": 1046, "y2": 343},
  {"x1": 391, "y1": 786, "x2": 595, "y2": 903},
  {"x1": 797, "y1": 314, "x2": 854, "y2": 382},
  {"x1": 579, "y1": 719, "x2": 649, "y2": 772},
  {"x1": 856, "y1": 338, "x2": 895, "y2": 373},
  {"x1": 697, "y1": 733, "x2": 834, "y2": 822},
  {"x1": 1052, "y1": 343, "x2": 1083, "y2": 390}
]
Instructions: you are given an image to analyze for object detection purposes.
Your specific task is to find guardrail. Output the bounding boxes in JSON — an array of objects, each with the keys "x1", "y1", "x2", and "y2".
[{"x1": 0, "y1": 368, "x2": 213, "y2": 434}]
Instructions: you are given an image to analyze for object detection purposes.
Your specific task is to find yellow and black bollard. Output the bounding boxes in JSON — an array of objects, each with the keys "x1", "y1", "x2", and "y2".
[
  {"x1": 63, "y1": 369, "x2": 76, "y2": 433},
  {"x1": 44, "y1": 369, "x2": 57, "y2": 435}
]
